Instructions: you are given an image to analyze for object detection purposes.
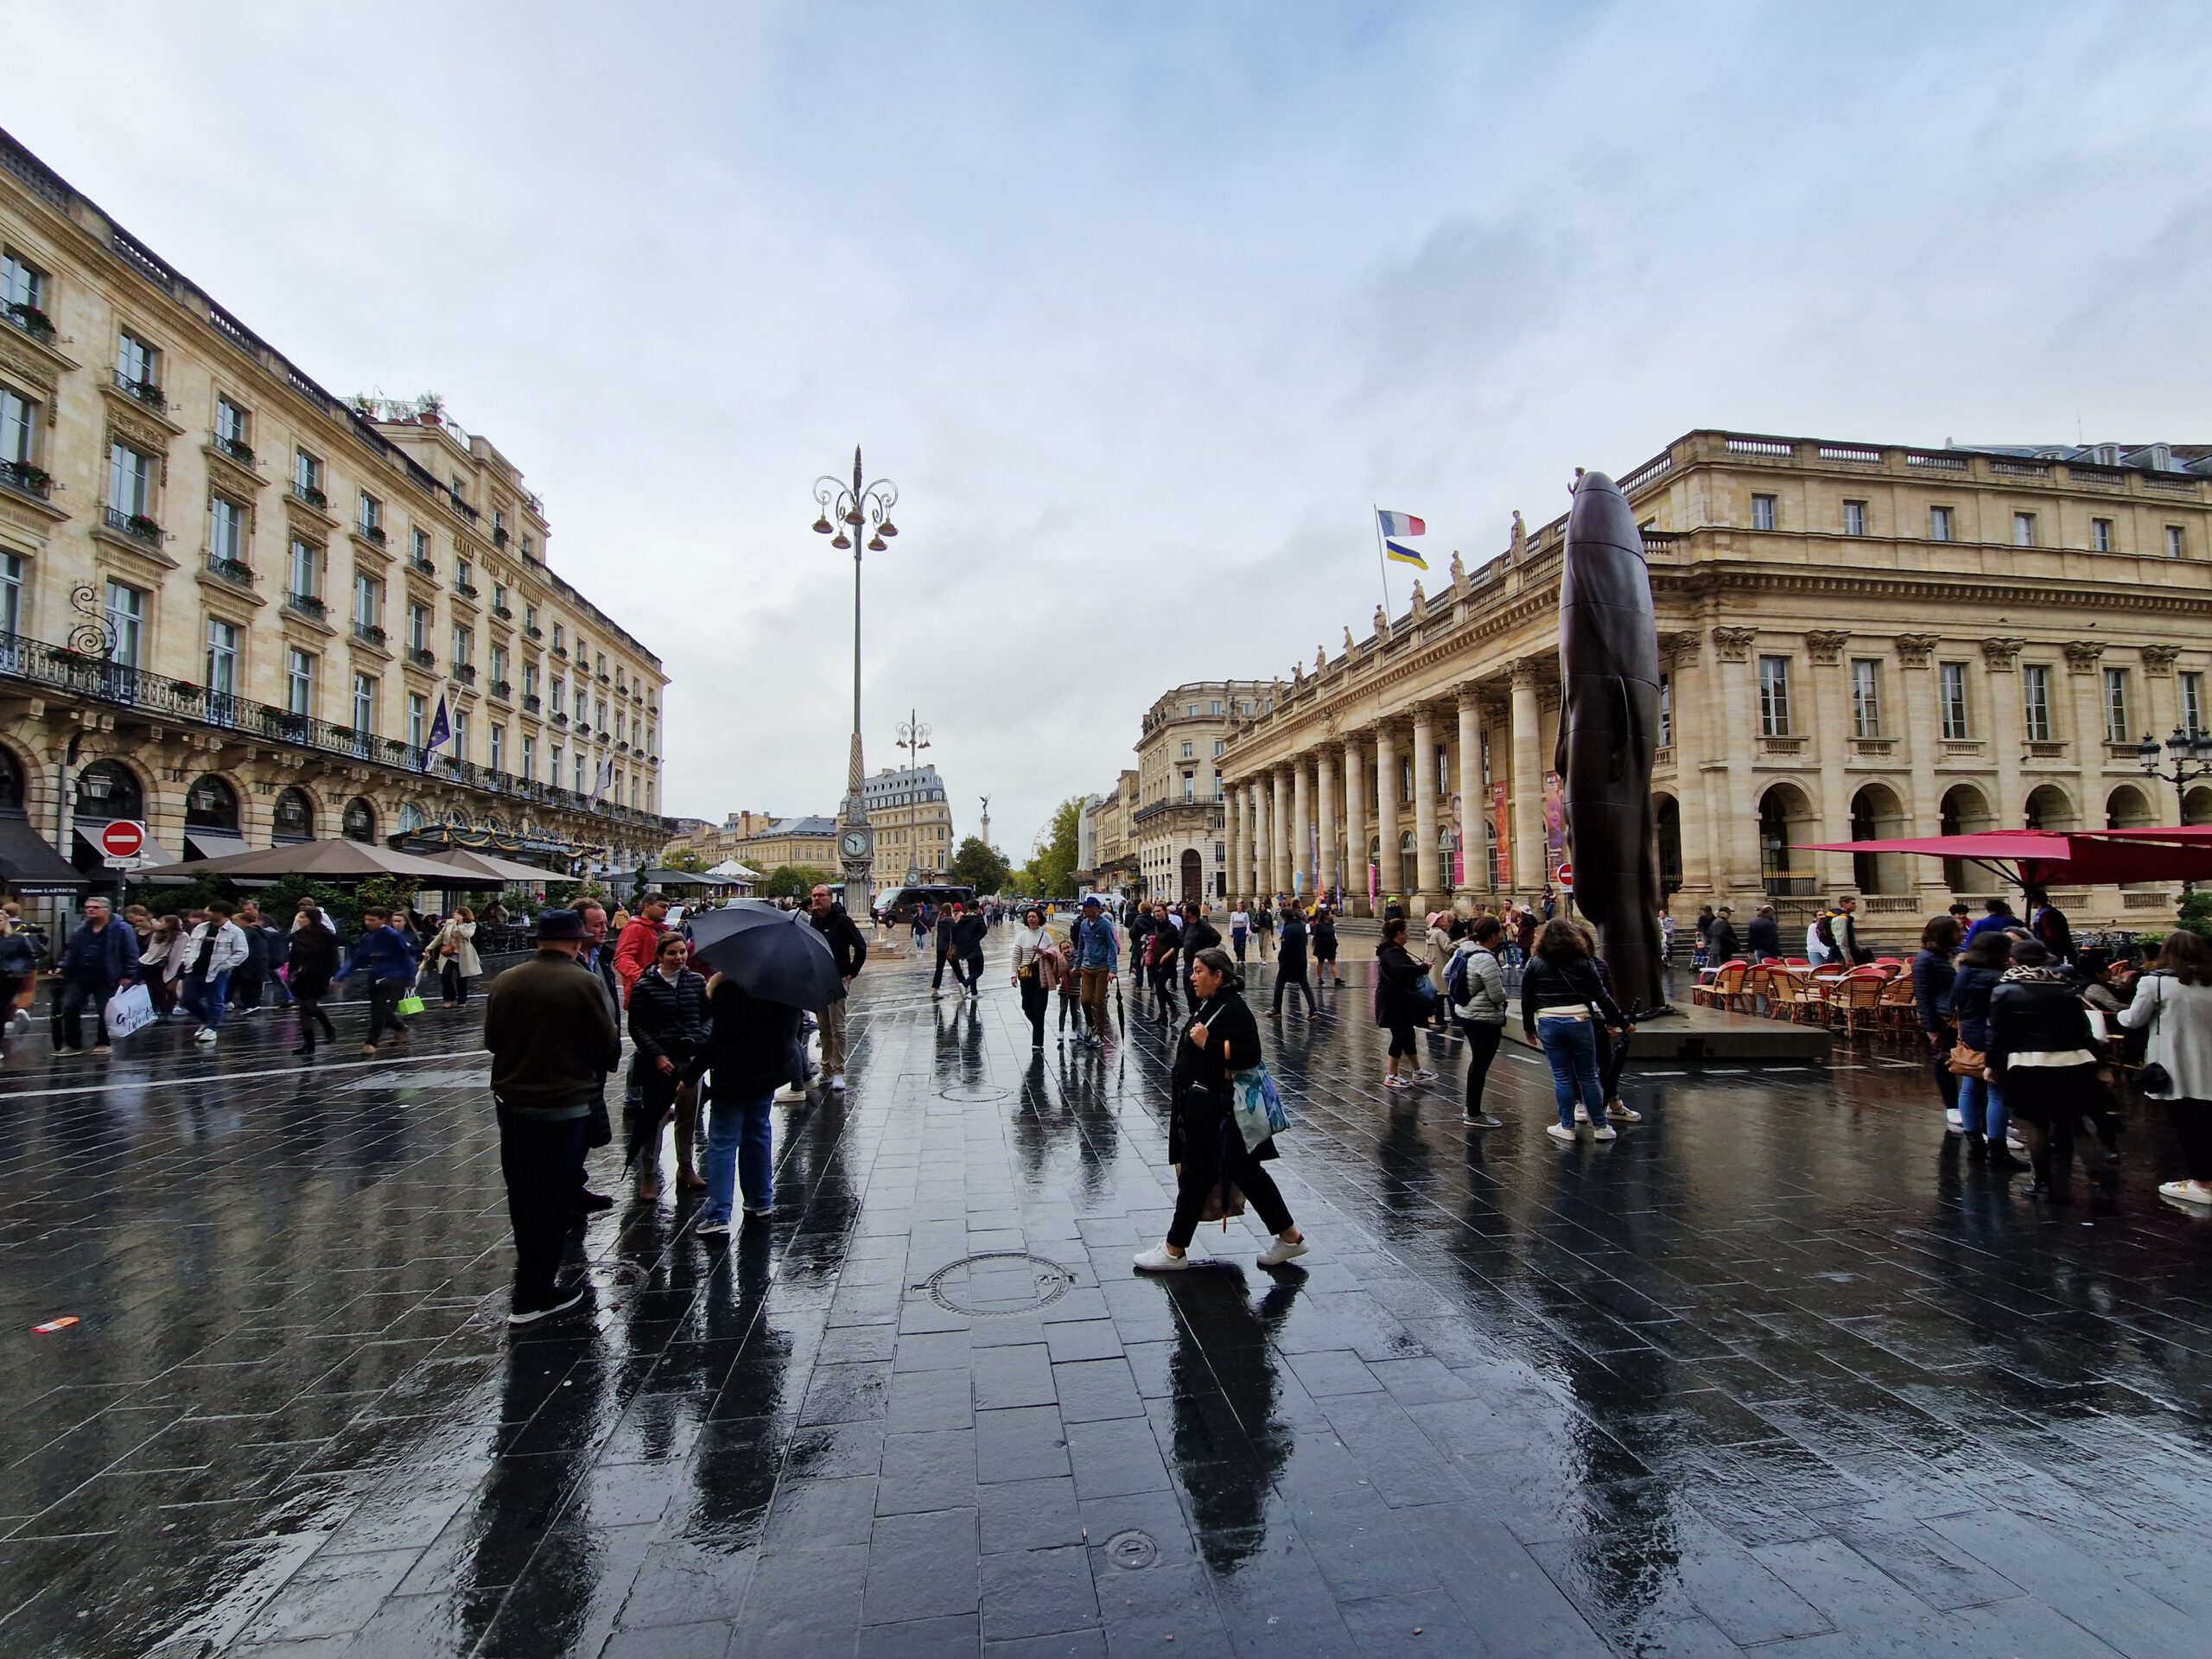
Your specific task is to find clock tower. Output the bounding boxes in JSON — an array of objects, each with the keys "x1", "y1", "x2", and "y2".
[{"x1": 837, "y1": 728, "x2": 874, "y2": 907}]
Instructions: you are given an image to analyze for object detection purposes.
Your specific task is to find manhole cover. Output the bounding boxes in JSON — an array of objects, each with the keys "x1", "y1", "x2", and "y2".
[
  {"x1": 917, "y1": 1251, "x2": 1076, "y2": 1316},
  {"x1": 937, "y1": 1085, "x2": 1011, "y2": 1102},
  {"x1": 1104, "y1": 1530, "x2": 1158, "y2": 1570}
]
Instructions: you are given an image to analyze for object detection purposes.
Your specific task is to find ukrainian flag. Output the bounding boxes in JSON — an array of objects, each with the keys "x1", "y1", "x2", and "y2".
[{"x1": 1384, "y1": 539, "x2": 1427, "y2": 569}]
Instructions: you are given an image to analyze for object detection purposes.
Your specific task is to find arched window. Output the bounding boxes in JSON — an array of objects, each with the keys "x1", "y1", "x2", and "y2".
[
  {"x1": 2187, "y1": 785, "x2": 2212, "y2": 828},
  {"x1": 74, "y1": 760, "x2": 143, "y2": 823},
  {"x1": 2024, "y1": 784, "x2": 2076, "y2": 833},
  {"x1": 2104, "y1": 785, "x2": 2154, "y2": 830},
  {"x1": 1847, "y1": 783, "x2": 1907, "y2": 893},
  {"x1": 1939, "y1": 784, "x2": 1992, "y2": 893},
  {"x1": 272, "y1": 787, "x2": 315, "y2": 843},
  {"x1": 1758, "y1": 784, "x2": 1815, "y2": 895},
  {"x1": 342, "y1": 798, "x2": 378, "y2": 843},
  {"x1": 185, "y1": 775, "x2": 239, "y2": 832},
  {"x1": 0, "y1": 748, "x2": 24, "y2": 815},
  {"x1": 397, "y1": 801, "x2": 428, "y2": 832}
]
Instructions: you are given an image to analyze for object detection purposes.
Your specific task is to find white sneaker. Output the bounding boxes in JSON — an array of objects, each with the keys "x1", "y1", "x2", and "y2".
[
  {"x1": 1546, "y1": 1123, "x2": 1577, "y2": 1145},
  {"x1": 194, "y1": 1027, "x2": 218, "y2": 1044},
  {"x1": 1257, "y1": 1234, "x2": 1309, "y2": 1268},
  {"x1": 1412, "y1": 1070, "x2": 1439, "y2": 1084},
  {"x1": 1132, "y1": 1243, "x2": 1189, "y2": 1273},
  {"x1": 2158, "y1": 1179, "x2": 2212, "y2": 1205},
  {"x1": 1606, "y1": 1103, "x2": 1642, "y2": 1122},
  {"x1": 829, "y1": 1074, "x2": 847, "y2": 1093},
  {"x1": 1592, "y1": 1123, "x2": 1618, "y2": 1141},
  {"x1": 2006, "y1": 1139, "x2": 2029, "y2": 1157},
  {"x1": 1574, "y1": 1103, "x2": 1591, "y2": 1122},
  {"x1": 1945, "y1": 1109, "x2": 1964, "y2": 1134}
]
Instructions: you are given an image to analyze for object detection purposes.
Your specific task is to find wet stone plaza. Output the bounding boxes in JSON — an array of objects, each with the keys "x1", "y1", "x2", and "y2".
[{"x1": 3, "y1": 941, "x2": 2211, "y2": 1659}]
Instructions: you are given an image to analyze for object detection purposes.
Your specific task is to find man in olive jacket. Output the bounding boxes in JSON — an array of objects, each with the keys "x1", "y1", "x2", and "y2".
[{"x1": 485, "y1": 909, "x2": 620, "y2": 1325}]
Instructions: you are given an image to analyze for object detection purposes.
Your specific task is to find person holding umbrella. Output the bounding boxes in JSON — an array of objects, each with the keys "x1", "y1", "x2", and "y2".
[
  {"x1": 626, "y1": 932, "x2": 713, "y2": 1199},
  {"x1": 682, "y1": 899, "x2": 846, "y2": 1236}
]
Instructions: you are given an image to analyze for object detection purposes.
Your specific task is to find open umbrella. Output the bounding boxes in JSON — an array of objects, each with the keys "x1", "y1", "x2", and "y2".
[{"x1": 683, "y1": 899, "x2": 845, "y2": 1013}]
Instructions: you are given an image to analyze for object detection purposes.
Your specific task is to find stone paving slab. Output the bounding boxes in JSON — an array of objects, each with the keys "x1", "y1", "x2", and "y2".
[{"x1": 0, "y1": 942, "x2": 2208, "y2": 1656}]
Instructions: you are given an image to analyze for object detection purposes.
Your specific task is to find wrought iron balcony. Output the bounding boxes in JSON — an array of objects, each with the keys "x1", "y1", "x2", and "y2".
[
  {"x1": 454, "y1": 664, "x2": 478, "y2": 684},
  {"x1": 405, "y1": 646, "x2": 437, "y2": 670},
  {"x1": 214, "y1": 434, "x2": 256, "y2": 466},
  {"x1": 105, "y1": 505, "x2": 162, "y2": 543},
  {"x1": 283, "y1": 590, "x2": 327, "y2": 620},
  {"x1": 205, "y1": 553, "x2": 254, "y2": 586},
  {"x1": 490, "y1": 679, "x2": 513, "y2": 700},
  {"x1": 113, "y1": 370, "x2": 167, "y2": 411},
  {"x1": 0, "y1": 626, "x2": 674, "y2": 831},
  {"x1": 493, "y1": 526, "x2": 509, "y2": 548},
  {"x1": 290, "y1": 481, "x2": 327, "y2": 511},
  {"x1": 523, "y1": 694, "x2": 543, "y2": 713},
  {"x1": 408, "y1": 556, "x2": 437, "y2": 578},
  {"x1": 353, "y1": 622, "x2": 388, "y2": 647},
  {"x1": 0, "y1": 458, "x2": 52, "y2": 499},
  {"x1": 357, "y1": 522, "x2": 386, "y2": 546},
  {"x1": 493, "y1": 605, "x2": 513, "y2": 621},
  {"x1": 4, "y1": 301, "x2": 55, "y2": 343},
  {"x1": 454, "y1": 582, "x2": 480, "y2": 600}
]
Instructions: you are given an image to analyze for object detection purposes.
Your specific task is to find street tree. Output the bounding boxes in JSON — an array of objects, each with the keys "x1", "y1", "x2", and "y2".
[
  {"x1": 949, "y1": 836, "x2": 1013, "y2": 894},
  {"x1": 1025, "y1": 797, "x2": 1085, "y2": 899},
  {"x1": 762, "y1": 863, "x2": 834, "y2": 899}
]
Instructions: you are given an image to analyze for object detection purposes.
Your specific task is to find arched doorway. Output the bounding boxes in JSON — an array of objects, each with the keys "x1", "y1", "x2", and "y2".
[
  {"x1": 2104, "y1": 784, "x2": 2155, "y2": 830},
  {"x1": 342, "y1": 798, "x2": 378, "y2": 842},
  {"x1": 397, "y1": 801, "x2": 429, "y2": 832},
  {"x1": 1653, "y1": 792, "x2": 1682, "y2": 899},
  {"x1": 2024, "y1": 784, "x2": 2076, "y2": 832},
  {"x1": 75, "y1": 759, "x2": 144, "y2": 824},
  {"x1": 2187, "y1": 785, "x2": 2212, "y2": 827},
  {"x1": 1940, "y1": 783, "x2": 1993, "y2": 893},
  {"x1": 1848, "y1": 783, "x2": 1907, "y2": 893},
  {"x1": 272, "y1": 786, "x2": 315, "y2": 843},
  {"x1": 1179, "y1": 848, "x2": 1202, "y2": 905},
  {"x1": 0, "y1": 748, "x2": 22, "y2": 815},
  {"x1": 1757, "y1": 783, "x2": 1815, "y2": 896}
]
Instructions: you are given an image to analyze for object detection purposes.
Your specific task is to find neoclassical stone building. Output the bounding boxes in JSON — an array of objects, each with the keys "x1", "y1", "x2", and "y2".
[
  {"x1": 1221, "y1": 429, "x2": 2212, "y2": 929},
  {"x1": 0, "y1": 126, "x2": 671, "y2": 905},
  {"x1": 1135, "y1": 681, "x2": 1274, "y2": 905}
]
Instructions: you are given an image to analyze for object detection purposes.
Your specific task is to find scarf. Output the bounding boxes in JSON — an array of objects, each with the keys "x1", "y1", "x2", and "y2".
[{"x1": 1999, "y1": 964, "x2": 2069, "y2": 984}]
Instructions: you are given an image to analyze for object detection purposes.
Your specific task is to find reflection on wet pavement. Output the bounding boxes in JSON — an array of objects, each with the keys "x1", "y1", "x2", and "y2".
[{"x1": 1, "y1": 940, "x2": 2209, "y2": 1656}]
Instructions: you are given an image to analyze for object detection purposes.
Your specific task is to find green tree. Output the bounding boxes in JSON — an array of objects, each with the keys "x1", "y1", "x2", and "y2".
[
  {"x1": 661, "y1": 847, "x2": 709, "y2": 873},
  {"x1": 762, "y1": 863, "x2": 833, "y2": 900},
  {"x1": 948, "y1": 836, "x2": 1013, "y2": 894},
  {"x1": 1026, "y1": 797, "x2": 1085, "y2": 899}
]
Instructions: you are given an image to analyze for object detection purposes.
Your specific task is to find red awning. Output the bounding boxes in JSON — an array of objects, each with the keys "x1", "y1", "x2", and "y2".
[{"x1": 1800, "y1": 830, "x2": 2212, "y2": 887}]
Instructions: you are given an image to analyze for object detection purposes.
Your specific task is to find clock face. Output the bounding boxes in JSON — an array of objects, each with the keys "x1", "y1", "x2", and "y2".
[{"x1": 842, "y1": 830, "x2": 869, "y2": 857}]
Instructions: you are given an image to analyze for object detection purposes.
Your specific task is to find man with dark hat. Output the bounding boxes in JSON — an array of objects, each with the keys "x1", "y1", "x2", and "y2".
[{"x1": 485, "y1": 909, "x2": 621, "y2": 1326}]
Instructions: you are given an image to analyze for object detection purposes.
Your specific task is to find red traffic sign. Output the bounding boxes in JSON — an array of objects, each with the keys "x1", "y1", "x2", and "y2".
[
  {"x1": 99, "y1": 820, "x2": 146, "y2": 859},
  {"x1": 1555, "y1": 862, "x2": 1573, "y2": 892}
]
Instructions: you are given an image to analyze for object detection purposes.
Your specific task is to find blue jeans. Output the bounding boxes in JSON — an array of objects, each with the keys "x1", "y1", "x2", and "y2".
[
  {"x1": 702, "y1": 1086, "x2": 775, "y2": 1223},
  {"x1": 1538, "y1": 1017, "x2": 1605, "y2": 1130},
  {"x1": 183, "y1": 969, "x2": 232, "y2": 1032},
  {"x1": 1958, "y1": 1071, "x2": 2008, "y2": 1144}
]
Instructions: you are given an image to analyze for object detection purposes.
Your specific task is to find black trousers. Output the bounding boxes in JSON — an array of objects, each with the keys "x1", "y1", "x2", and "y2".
[
  {"x1": 1924, "y1": 1022, "x2": 1960, "y2": 1111},
  {"x1": 1020, "y1": 976, "x2": 1049, "y2": 1043},
  {"x1": 1461, "y1": 1021, "x2": 1503, "y2": 1116},
  {"x1": 294, "y1": 995, "x2": 337, "y2": 1050},
  {"x1": 52, "y1": 978, "x2": 116, "y2": 1049},
  {"x1": 1167, "y1": 1099, "x2": 1294, "y2": 1249},
  {"x1": 441, "y1": 960, "x2": 472, "y2": 1004},
  {"x1": 2002, "y1": 1064, "x2": 2098, "y2": 1194},
  {"x1": 932, "y1": 950, "x2": 956, "y2": 990},
  {"x1": 230, "y1": 968, "x2": 264, "y2": 1011},
  {"x1": 2171, "y1": 1097, "x2": 2212, "y2": 1182},
  {"x1": 1151, "y1": 962, "x2": 1179, "y2": 1022},
  {"x1": 364, "y1": 979, "x2": 409, "y2": 1046},
  {"x1": 1386, "y1": 1018, "x2": 1418, "y2": 1059},
  {"x1": 1594, "y1": 1026, "x2": 1630, "y2": 1104},
  {"x1": 497, "y1": 1107, "x2": 588, "y2": 1306},
  {"x1": 1273, "y1": 969, "x2": 1313, "y2": 1016}
]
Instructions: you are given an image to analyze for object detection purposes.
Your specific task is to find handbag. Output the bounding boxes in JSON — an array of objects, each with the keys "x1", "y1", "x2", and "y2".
[
  {"x1": 104, "y1": 982, "x2": 156, "y2": 1041},
  {"x1": 1408, "y1": 969, "x2": 1437, "y2": 1012},
  {"x1": 1230, "y1": 1063, "x2": 1289, "y2": 1151},
  {"x1": 2136, "y1": 976, "x2": 2174, "y2": 1094},
  {"x1": 1947, "y1": 1042, "x2": 1986, "y2": 1077},
  {"x1": 1171, "y1": 1166, "x2": 1246, "y2": 1223},
  {"x1": 396, "y1": 988, "x2": 428, "y2": 1016}
]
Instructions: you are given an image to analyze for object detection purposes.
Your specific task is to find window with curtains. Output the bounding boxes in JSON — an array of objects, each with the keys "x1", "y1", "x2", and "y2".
[
  {"x1": 1850, "y1": 659, "x2": 1882, "y2": 738},
  {"x1": 1940, "y1": 662, "x2": 1970, "y2": 738},
  {"x1": 1758, "y1": 656, "x2": 1792, "y2": 736}
]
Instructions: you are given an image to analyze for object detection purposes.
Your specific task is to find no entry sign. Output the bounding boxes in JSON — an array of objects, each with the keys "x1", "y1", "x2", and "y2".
[
  {"x1": 99, "y1": 820, "x2": 145, "y2": 860},
  {"x1": 1555, "y1": 861, "x2": 1574, "y2": 893}
]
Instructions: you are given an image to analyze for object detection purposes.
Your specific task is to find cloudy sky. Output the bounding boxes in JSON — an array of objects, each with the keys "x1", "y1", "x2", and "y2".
[{"x1": 13, "y1": 2, "x2": 2211, "y2": 859}]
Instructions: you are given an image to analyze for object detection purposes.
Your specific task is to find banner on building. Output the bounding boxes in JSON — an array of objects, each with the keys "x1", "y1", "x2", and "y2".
[
  {"x1": 1449, "y1": 792, "x2": 1464, "y2": 887},
  {"x1": 1542, "y1": 770, "x2": 1567, "y2": 883},
  {"x1": 1491, "y1": 784, "x2": 1511, "y2": 889}
]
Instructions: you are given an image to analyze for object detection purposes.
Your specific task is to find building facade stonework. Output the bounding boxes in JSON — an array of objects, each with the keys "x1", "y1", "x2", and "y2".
[
  {"x1": 1220, "y1": 429, "x2": 2212, "y2": 927},
  {"x1": 1135, "y1": 681, "x2": 1273, "y2": 905},
  {"x1": 0, "y1": 127, "x2": 671, "y2": 898},
  {"x1": 861, "y1": 764, "x2": 955, "y2": 883}
]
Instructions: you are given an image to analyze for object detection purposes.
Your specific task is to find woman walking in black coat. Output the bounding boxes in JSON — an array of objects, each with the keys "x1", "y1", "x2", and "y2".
[
  {"x1": 1310, "y1": 906, "x2": 1340, "y2": 986},
  {"x1": 1985, "y1": 939, "x2": 2104, "y2": 1200},
  {"x1": 1910, "y1": 914, "x2": 1963, "y2": 1131},
  {"x1": 626, "y1": 933, "x2": 713, "y2": 1200},
  {"x1": 1134, "y1": 947, "x2": 1307, "y2": 1272},
  {"x1": 285, "y1": 906, "x2": 340, "y2": 1058},
  {"x1": 1272, "y1": 904, "x2": 1313, "y2": 1018},
  {"x1": 1375, "y1": 915, "x2": 1436, "y2": 1089}
]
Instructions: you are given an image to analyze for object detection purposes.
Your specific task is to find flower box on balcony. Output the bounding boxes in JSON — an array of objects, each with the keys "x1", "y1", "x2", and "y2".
[
  {"x1": 293, "y1": 483, "x2": 327, "y2": 510},
  {"x1": 5, "y1": 302, "x2": 55, "y2": 342},
  {"x1": 125, "y1": 512, "x2": 162, "y2": 542}
]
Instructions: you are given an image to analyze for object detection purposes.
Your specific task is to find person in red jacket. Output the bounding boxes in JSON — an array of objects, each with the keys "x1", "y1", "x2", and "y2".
[{"x1": 613, "y1": 892, "x2": 670, "y2": 1004}]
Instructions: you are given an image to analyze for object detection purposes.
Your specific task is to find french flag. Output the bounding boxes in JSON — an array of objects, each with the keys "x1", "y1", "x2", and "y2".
[{"x1": 1377, "y1": 510, "x2": 1426, "y2": 537}]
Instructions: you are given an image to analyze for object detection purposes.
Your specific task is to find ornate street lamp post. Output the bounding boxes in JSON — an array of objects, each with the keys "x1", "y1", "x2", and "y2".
[
  {"x1": 895, "y1": 709, "x2": 931, "y2": 881},
  {"x1": 2139, "y1": 726, "x2": 2212, "y2": 892},
  {"x1": 812, "y1": 448, "x2": 899, "y2": 906}
]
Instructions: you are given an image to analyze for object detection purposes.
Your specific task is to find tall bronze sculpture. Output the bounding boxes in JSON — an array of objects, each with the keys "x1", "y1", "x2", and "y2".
[{"x1": 1555, "y1": 469, "x2": 1668, "y2": 1015}]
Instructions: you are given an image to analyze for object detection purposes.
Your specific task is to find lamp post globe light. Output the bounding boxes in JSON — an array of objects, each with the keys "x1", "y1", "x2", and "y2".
[
  {"x1": 812, "y1": 447, "x2": 899, "y2": 908},
  {"x1": 2139, "y1": 725, "x2": 2212, "y2": 817}
]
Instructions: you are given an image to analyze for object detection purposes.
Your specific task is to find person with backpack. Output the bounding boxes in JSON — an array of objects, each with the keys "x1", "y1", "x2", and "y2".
[
  {"x1": 1447, "y1": 915, "x2": 1510, "y2": 1127},
  {"x1": 1271, "y1": 902, "x2": 1313, "y2": 1018},
  {"x1": 2025, "y1": 888, "x2": 2075, "y2": 967},
  {"x1": 1310, "y1": 904, "x2": 1340, "y2": 986},
  {"x1": 1375, "y1": 915, "x2": 1435, "y2": 1089},
  {"x1": 1830, "y1": 894, "x2": 1873, "y2": 966}
]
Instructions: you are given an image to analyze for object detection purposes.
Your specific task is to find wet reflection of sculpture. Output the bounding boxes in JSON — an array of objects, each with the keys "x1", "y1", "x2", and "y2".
[{"x1": 1556, "y1": 469, "x2": 1667, "y2": 1017}]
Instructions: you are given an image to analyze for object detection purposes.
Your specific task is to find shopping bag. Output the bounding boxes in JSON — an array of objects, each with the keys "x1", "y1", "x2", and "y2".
[
  {"x1": 1230, "y1": 1064, "x2": 1287, "y2": 1152},
  {"x1": 396, "y1": 991, "x2": 428, "y2": 1017},
  {"x1": 104, "y1": 982, "x2": 156, "y2": 1041}
]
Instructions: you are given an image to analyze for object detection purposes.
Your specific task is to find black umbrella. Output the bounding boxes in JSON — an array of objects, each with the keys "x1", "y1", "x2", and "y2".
[{"x1": 683, "y1": 899, "x2": 846, "y2": 1014}]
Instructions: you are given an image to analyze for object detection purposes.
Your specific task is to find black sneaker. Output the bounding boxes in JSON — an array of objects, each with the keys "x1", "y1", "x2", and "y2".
[
  {"x1": 1464, "y1": 1113, "x2": 1504, "y2": 1129},
  {"x1": 509, "y1": 1278, "x2": 590, "y2": 1326},
  {"x1": 575, "y1": 1190, "x2": 616, "y2": 1211}
]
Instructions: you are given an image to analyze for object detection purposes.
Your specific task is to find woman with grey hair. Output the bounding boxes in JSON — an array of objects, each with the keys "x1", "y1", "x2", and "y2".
[{"x1": 1135, "y1": 946, "x2": 1307, "y2": 1273}]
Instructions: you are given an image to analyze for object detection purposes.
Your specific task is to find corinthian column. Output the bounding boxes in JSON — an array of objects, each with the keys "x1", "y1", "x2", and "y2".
[
  {"x1": 1249, "y1": 781, "x2": 1269, "y2": 905},
  {"x1": 1269, "y1": 766, "x2": 1291, "y2": 897},
  {"x1": 1411, "y1": 705, "x2": 1441, "y2": 908},
  {"x1": 1342, "y1": 737, "x2": 1368, "y2": 914},
  {"x1": 1456, "y1": 688, "x2": 1483, "y2": 899},
  {"x1": 1376, "y1": 723, "x2": 1402, "y2": 900},
  {"x1": 1228, "y1": 785, "x2": 1247, "y2": 901},
  {"x1": 1317, "y1": 747, "x2": 1338, "y2": 904},
  {"x1": 1291, "y1": 756, "x2": 1313, "y2": 899},
  {"x1": 1510, "y1": 658, "x2": 1544, "y2": 896}
]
